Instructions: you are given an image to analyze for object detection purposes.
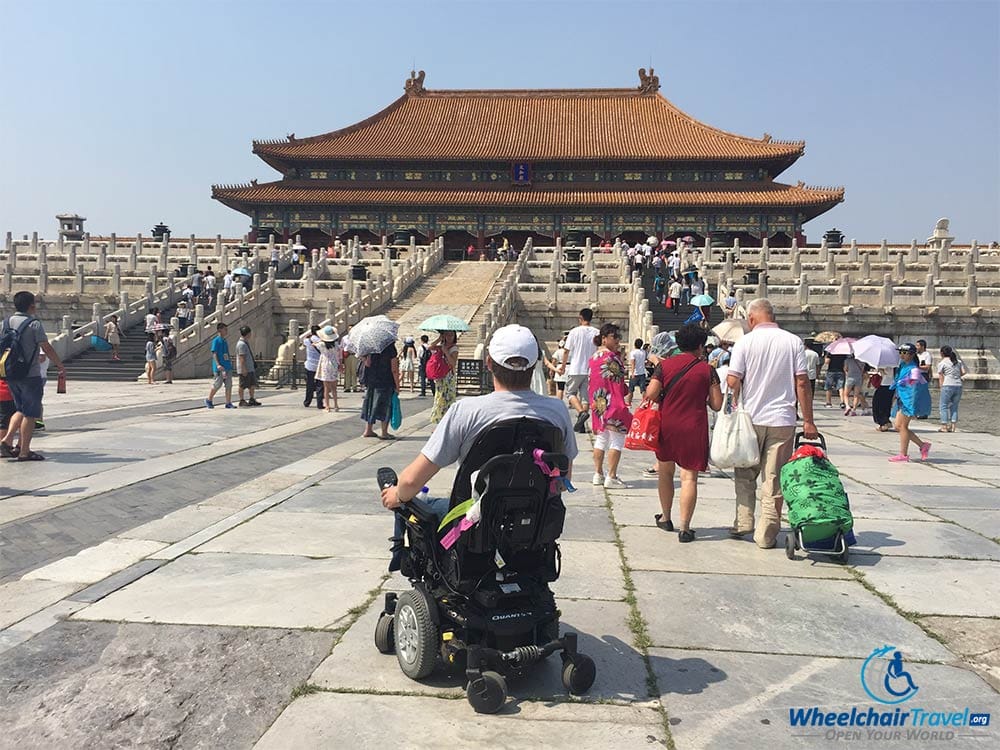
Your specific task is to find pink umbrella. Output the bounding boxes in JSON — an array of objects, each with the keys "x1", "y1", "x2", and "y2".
[
  {"x1": 824, "y1": 337, "x2": 857, "y2": 355},
  {"x1": 664, "y1": 240, "x2": 676, "y2": 246}
]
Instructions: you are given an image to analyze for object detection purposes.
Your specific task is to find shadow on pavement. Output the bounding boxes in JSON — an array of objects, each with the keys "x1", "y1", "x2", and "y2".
[{"x1": 41, "y1": 452, "x2": 143, "y2": 465}]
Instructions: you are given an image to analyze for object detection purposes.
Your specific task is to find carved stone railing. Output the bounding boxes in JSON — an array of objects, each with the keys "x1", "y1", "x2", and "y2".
[{"x1": 49, "y1": 273, "x2": 193, "y2": 362}]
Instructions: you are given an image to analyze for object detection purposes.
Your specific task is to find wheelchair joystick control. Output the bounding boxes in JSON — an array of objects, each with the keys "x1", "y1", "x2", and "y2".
[{"x1": 377, "y1": 467, "x2": 399, "y2": 490}]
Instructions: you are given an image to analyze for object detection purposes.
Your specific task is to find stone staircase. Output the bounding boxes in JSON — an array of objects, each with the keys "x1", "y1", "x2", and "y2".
[
  {"x1": 642, "y1": 272, "x2": 724, "y2": 338},
  {"x1": 62, "y1": 306, "x2": 177, "y2": 382},
  {"x1": 379, "y1": 262, "x2": 457, "y2": 325},
  {"x1": 458, "y1": 262, "x2": 511, "y2": 359}
]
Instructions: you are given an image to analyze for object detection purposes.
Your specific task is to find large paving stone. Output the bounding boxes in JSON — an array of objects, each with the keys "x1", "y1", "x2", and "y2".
[
  {"x1": 651, "y1": 648, "x2": 1000, "y2": 750},
  {"x1": 119, "y1": 505, "x2": 235, "y2": 543},
  {"x1": 621, "y1": 527, "x2": 851, "y2": 579},
  {"x1": 197, "y1": 512, "x2": 388, "y2": 558},
  {"x1": 73, "y1": 552, "x2": 385, "y2": 628},
  {"x1": 311, "y1": 595, "x2": 649, "y2": 702},
  {"x1": 845, "y1": 467, "x2": 986, "y2": 488},
  {"x1": 271, "y1": 481, "x2": 389, "y2": 515},
  {"x1": 632, "y1": 571, "x2": 953, "y2": 661},
  {"x1": 254, "y1": 692, "x2": 666, "y2": 749},
  {"x1": 919, "y1": 616, "x2": 1000, "y2": 658},
  {"x1": 611, "y1": 494, "x2": 737, "y2": 530},
  {"x1": 846, "y1": 492, "x2": 938, "y2": 521},
  {"x1": 895, "y1": 485, "x2": 1000, "y2": 510},
  {"x1": 851, "y1": 519, "x2": 1000, "y2": 560},
  {"x1": 562, "y1": 504, "x2": 616, "y2": 542},
  {"x1": 927, "y1": 509, "x2": 1000, "y2": 540},
  {"x1": 856, "y1": 557, "x2": 1000, "y2": 617},
  {"x1": 550, "y1": 540, "x2": 625, "y2": 600},
  {"x1": 0, "y1": 579, "x2": 80, "y2": 629},
  {"x1": 21, "y1": 538, "x2": 166, "y2": 584},
  {"x1": 0, "y1": 621, "x2": 332, "y2": 749},
  {"x1": 563, "y1": 483, "x2": 608, "y2": 507}
]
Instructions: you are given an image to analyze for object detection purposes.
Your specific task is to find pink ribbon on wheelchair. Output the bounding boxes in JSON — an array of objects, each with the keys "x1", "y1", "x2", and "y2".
[
  {"x1": 533, "y1": 448, "x2": 575, "y2": 494},
  {"x1": 440, "y1": 517, "x2": 475, "y2": 550}
]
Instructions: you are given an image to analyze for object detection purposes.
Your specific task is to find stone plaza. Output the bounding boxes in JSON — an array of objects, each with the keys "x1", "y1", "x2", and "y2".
[{"x1": 0, "y1": 368, "x2": 997, "y2": 748}]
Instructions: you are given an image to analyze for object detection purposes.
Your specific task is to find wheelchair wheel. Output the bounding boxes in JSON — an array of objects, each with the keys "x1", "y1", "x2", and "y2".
[
  {"x1": 467, "y1": 670, "x2": 507, "y2": 714},
  {"x1": 394, "y1": 589, "x2": 438, "y2": 679},
  {"x1": 562, "y1": 654, "x2": 596, "y2": 695},
  {"x1": 785, "y1": 533, "x2": 796, "y2": 561},
  {"x1": 374, "y1": 612, "x2": 395, "y2": 654}
]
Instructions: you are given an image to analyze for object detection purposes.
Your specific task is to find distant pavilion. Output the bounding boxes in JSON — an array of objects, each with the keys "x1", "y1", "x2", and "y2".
[{"x1": 213, "y1": 70, "x2": 843, "y2": 249}]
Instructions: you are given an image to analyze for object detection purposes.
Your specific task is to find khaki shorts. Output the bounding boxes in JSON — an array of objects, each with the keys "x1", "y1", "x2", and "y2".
[
  {"x1": 565, "y1": 374, "x2": 590, "y2": 401},
  {"x1": 212, "y1": 369, "x2": 233, "y2": 390}
]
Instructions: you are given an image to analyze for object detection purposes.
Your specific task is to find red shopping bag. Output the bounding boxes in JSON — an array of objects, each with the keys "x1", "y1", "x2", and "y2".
[
  {"x1": 625, "y1": 400, "x2": 660, "y2": 451},
  {"x1": 664, "y1": 297, "x2": 673, "y2": 310}
]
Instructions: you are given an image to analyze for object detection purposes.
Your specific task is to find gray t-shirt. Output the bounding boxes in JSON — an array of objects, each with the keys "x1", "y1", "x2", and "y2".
[
  {"x1": 5, "y1": 314, "x2": 47, "y2": 378},
  {"x1": 235, "y1": 338, "x2": 255, "y2": 374},
  {"x1": 421, "y1": 390, "x2": 579, "y2": 469},
  {"x1": 844, "y1": 356, "x2": 863, "y2": 381}
]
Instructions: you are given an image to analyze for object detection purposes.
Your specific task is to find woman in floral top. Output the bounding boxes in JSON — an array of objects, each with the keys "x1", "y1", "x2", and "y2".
[{"x1": 588, "y1": 323, "x2": 632, "y2": 488}]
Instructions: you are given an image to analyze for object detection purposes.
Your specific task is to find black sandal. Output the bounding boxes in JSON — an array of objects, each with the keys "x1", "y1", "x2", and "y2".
[
  {"x1": 16, "y1": 450, "x2": 45, "y2": 461},
  {"x1": 654, "y1": 514, "x2": 674, "y2": 532},
  {"x1": 1, "y1": 442, "x2": 19, "y2": 458},
  {"x1": 678, "y1": 529, "x2": 696, "y2": 543}
]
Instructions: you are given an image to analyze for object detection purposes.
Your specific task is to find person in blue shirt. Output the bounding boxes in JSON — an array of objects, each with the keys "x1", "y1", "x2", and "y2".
[
  {"x1": 205, "y1": 322, "x2": 234, "y2": 409},
  {"x1": 888, "y1": 343, "x2": 931, "y2": 462}
]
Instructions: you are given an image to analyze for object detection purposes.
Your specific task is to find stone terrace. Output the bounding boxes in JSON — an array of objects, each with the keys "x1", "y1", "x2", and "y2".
[{"x1": 0, "y1": 382, "x2": 997, "y2": 748}]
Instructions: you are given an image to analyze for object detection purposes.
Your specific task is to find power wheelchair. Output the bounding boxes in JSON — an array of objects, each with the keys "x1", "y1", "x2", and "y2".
[{"x1": 374, "y1": 417, "x2": 596, "y2": 713}]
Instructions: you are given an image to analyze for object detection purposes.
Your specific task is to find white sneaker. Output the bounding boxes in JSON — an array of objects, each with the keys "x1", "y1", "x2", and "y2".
[
  {"x1": 592, "y1": 472, "x2": 605, "y2": 485},
  {"x1": 604, "y1": 476, "x2": 627, "y2": 489}
]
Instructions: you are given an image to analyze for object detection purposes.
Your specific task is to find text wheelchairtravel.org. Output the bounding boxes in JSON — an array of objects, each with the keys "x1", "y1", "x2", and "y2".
[{"x1": 789, "y1": 706, "x2": 991, "y2": 742}]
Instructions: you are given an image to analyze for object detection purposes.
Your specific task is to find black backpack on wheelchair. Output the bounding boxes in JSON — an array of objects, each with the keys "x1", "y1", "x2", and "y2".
[{"x1": 374, "y1": 417, "x2": 596, "y2": 713}]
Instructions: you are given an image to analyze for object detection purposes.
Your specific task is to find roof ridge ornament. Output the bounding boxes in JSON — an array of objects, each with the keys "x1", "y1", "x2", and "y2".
[
  {"x1": 405, "y1": 69, "x2": 426, "y2": 96},
  {"x1": 637, "y1": 67, "x2": 660, "y2": 94},
  {"x1": 762, "y1": 133, "x2": 772, "y2": 143}
]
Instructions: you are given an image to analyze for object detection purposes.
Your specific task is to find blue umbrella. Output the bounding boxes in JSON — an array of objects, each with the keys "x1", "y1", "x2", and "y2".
[
  {"x1": 232, "y1": 267, "x2": 253, "y2": 277},
  {"x1": 419, "y1": 314, "x2": 470, "y2": 332},
  {"x1": 690, "y1": 293, "x2": 715, "y2": 307}
]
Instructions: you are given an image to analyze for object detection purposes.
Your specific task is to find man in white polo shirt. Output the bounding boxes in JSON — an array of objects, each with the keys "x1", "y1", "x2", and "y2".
[
  {"x1": 560, "y1": 307, "x2": 600, "y2": 433},
  {"x1": 726, "y1": 298, "x2": 818, "y2": 549}
]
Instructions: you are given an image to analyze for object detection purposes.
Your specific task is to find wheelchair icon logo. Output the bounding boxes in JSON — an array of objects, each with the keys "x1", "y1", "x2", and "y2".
[{"x1": 861, "y1": 645, "x2": 919, "y2": 705}]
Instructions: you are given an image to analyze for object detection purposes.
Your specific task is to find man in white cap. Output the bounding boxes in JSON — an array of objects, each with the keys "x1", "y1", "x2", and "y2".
[{"x1": 380, "y1": 324, "x2": 579, "y2": 571}]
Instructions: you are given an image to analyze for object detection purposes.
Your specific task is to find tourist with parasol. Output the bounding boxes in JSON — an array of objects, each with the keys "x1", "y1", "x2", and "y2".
[
  {"x1": 351, "y1": 315, "x2": 401, "y2": 439},
  {"x1": 851, "y1": 335, "x2": 900, "y2": 431},
  {"x1": 419, "y1": 314, "x2": 469, "y2": 423}
]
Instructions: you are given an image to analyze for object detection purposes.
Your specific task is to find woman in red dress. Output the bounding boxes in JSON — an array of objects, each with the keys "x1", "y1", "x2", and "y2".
[{"x1": 644, "y1": 325, "x2": 723, "y2": 542}]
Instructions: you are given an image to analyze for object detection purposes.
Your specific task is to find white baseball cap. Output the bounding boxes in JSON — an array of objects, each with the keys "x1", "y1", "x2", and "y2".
[{"x1": 488, "y1": 324, "x2": 539, "y2": 371}]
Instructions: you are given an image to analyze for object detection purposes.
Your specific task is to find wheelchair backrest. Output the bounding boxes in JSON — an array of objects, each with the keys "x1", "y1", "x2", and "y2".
[{"x1": 449, "y1": 417, "x2": 568, "y2": 559}]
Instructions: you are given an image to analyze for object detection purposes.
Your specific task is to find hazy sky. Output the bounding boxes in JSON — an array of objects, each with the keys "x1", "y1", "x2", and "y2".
[{"x1": 1, "y1": 0, "x2": 997, "y2": 242}]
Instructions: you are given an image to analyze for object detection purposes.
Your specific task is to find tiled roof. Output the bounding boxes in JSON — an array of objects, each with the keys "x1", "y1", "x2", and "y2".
[
  {"x1": 212, "y1": 180, "x2": 844, "y2": 210},
  {"x1": 252, "y1": 87, "x2": 805, "y2": 163}
]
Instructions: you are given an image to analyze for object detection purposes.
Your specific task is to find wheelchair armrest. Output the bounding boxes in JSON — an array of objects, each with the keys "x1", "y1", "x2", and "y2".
[{"x1": 394, "y1": 498, "x2": 437, "y2": 524}]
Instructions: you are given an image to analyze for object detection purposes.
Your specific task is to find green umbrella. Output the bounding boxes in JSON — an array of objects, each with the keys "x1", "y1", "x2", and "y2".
[{"x1": 419, "y1": 314, "x2": 470, "y2": 332}]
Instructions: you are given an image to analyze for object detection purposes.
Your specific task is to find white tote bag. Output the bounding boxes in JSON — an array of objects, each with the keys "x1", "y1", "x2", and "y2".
[{"x1": 710, "y1": 400, "x2": 760, "y2": 469}]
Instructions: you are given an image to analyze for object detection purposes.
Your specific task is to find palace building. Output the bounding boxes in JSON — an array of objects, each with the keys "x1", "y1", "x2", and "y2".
[{"x1": 212, "y1": 70, "x2": 843, "y2": 250}]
